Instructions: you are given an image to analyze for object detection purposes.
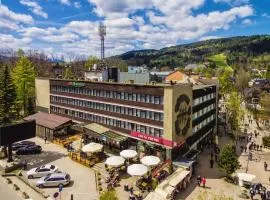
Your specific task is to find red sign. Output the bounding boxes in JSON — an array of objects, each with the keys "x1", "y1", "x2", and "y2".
[{"x1": 131, "y1": 131, "x2": 178, "y2": 148}]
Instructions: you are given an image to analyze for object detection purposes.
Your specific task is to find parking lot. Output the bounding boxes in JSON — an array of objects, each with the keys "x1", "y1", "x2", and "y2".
[{"x1": 17, "y1": 137, "x2": 98, "y2": 200}]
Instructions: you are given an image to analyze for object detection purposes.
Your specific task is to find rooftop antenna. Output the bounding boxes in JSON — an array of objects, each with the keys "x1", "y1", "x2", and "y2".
[{"x1": 99, "y1": 22, "x2": 106, "y2": 61}]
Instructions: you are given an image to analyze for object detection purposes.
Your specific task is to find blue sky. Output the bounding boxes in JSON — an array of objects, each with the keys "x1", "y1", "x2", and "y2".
[{"x1": 0, "y1": 0, "x2": 269, "y2": 59}]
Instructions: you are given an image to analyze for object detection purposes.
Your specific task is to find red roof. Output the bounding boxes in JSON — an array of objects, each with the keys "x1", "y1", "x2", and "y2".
[{"x1": 24, "y1": 112, "x2": 72, "y2": 130}]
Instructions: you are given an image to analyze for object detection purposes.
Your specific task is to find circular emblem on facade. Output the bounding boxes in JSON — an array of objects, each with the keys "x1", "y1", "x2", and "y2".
[{"x1": 175, "y1": 94, "x2": 191, "y2": 136}]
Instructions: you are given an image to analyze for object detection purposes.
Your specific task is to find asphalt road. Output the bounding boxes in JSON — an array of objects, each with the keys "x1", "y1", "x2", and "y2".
[{"x1": 0, "y1": 177, "x2": 21, "y2": 200}]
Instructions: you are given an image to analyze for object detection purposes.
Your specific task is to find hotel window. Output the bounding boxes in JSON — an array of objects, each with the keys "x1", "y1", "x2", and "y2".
[
  {"x1": 146, "y1": 95, "x2": 150, "y2": 103},
  {"x1": 116, "y1": 106, "x2": 121, "y2": 113},
  {"x1": 137, "y1": 94, "x2": 141, "y2": 102},
  {"x1": 150, "y1": 127, "x2": 154, "y2": 136},
  {"x1": 116, "y1": 120, "x2": 121, "y2": 127},
  {"x1": 128, "y1": 93, "x2": 133, "y2": 101},
  {"x1": 124, "y1": 92, "x2": 128, "y2": 100},
  {"x1": 128, "y1": 108, "x2": 133, "y2": 116},
  {"x1": 110, "y1": 91, "x2": 113, "y2": 98},
  {"x1": 121, "y1": 92, "x2": 124, "y2": 99},
  {"x1": 136, "y1": 124, "x2": 140, "y2": 132},
  {"x1": 140, "y1": 126, "x2": 146, "y2": 133},
  {"x1": 117, "y1": 92, "x2": 121, "y2": 99},
  {"x1": 146, "y1": 127, "x2": 150, "y2": 135},
  {"x1": 160, "y1": 129, "x2": 164, "y2": 137},
  {"x1": 160, "y1": 113, "x2": 164, "y2": 121},
  {"x1": 141, "y1": 111, "x2": 146, "y2": 118},
  {"x1": 154, "y1": 129, "x2": 161, "y2": 137},
  {"x1": 150, "y1": 95, "x2": 154, "y2": 104},
  {"x1": 141, "y1": 94, "x2": 145, "y2": 102},
  {"x1": 136, "y1": 109, "x2": 140, "y2": 117},
  {"x1": 160, "y1": 96, "x2": 164, "y2": 104},
  {"x1": 133, "y1": 94, "x2": 137, "y2": 101},
  {"x1": 154, "y1": 96, "x2": 160, "y2": 104}
]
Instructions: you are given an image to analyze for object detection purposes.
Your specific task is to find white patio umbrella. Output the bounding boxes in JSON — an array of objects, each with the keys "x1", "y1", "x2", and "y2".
[
  {"x1": 120, "y1": 149, "x2": 137, "y2": 159},
  {"x1": 141, "y1": 156, "x2": 160, "y2": 167},
  {"x1": 105, "y1": 156, "x2": 125, "y2": 167},
  {"x1": 82, "y1": 142, "x2": 103, "y2": 153},
  {"x1": 127, "y1": 164, "x2": 148, "y2": 176}
]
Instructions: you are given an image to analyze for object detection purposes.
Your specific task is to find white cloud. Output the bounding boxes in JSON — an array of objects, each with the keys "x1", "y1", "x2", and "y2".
[
  {"x1": 262, "y1": 13, "x2": 270, "y2": 18},
  {"x1": 19, "y1": 0, "x2": 48, "y2": 18},
  {"x1": 242, "y1": 19, "x2": 253, "y2": 25},
  {"x1": 0, "y1": 33, "x2": 32, "y2": 50},
  {"x1": 199, "y1": 36, "x2": 221, "y2": 41},
  {"x1": 74, "y1": 2, "x2": 81, "y2": 8},
  {"x1": 0, "y1": 5, "x2": 33, "y2": 24},
  {"x1": 59, "y1": 0, "x2": 71, "y2": 5},
  {"x1": 213, "y1": 0, "x2": 249, "y2": 6}
]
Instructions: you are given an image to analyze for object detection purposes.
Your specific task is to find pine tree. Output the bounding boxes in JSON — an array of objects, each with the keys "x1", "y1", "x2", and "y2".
[
  {"x1": 0, "y1": 65, "x2": 17, "y2": 124},
  {"x1": 12, "y1": 56, "x2": 36, "y2": 116}
]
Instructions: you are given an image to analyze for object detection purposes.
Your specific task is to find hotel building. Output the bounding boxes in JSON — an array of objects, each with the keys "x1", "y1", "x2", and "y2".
[{"x1": 36, "y1": 78, "x2": 217, "y2": 160}]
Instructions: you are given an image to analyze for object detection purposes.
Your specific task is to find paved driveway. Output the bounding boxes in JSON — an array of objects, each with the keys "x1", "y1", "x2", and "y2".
[{"x1": 18, "y1": 137, "x2": 99, "y2": 200}]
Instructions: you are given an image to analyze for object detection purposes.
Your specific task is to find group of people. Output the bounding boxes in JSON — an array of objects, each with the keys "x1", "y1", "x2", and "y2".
[
  {"x1": 249, "y1": 183, "x2": 269, "y2": 200},
  {"x1": 196, "y1": 176, "x2": 206, "y2": 187}
]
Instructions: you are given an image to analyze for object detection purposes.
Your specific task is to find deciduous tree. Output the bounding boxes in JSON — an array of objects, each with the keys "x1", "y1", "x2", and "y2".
[
  {"x1": 85, "y1": 56, "x2": 99, "y2": 71},
  {"x1": 12, "y1": 56, "x2": 36, "y2": 116}
]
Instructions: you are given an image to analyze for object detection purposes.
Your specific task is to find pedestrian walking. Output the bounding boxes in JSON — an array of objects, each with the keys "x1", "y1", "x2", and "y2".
[
  {"x1": 44, "y1": 136, "x2": 47, "y2": 144},
  {"x1": 264, "y1": 162, "x2": 268, "y2": 171},
  {"x1": 250, "y1": 189, "x2": 255, "y2": 200},
  {"x1": 210, "y1": 152, "x2": 213, "y2": 159},
  {"x1": 197, "y1": 175, "x2": 201, "y2": 186},
  {"x1": 202, "y1": 176, "x2": 206, "y2": 188},
  {"x1": 210, "y1": 159, "x2": 214, "y2": 168}
]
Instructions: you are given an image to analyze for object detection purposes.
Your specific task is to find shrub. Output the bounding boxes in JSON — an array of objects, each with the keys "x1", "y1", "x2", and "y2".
[
  {"x1": 100, "y1": 189, "x2": 118, "y2": 200},
  {"x1": 263, "y1": 136, "x2": 270, "y2": 147},
  {"x1": 13, "y1": 184, "x2": 20, "y2": 191},
  {"x1": 22, "y1": 192, "x2": 30, "y2": 199},
  {"x1": 6, "y1": 178, "x2": 12, "y2": 184},
  {"x1": 99, "y1": 187, "x2": 103, "y2": 191},
  {"x1": 152, "y1": 178, "x2": 158, "y2": 190}
]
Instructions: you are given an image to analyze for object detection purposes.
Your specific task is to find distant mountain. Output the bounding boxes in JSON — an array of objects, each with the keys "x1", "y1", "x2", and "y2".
[{"x1": 115, "y1": 35, "x2": 270, "y2": 69}]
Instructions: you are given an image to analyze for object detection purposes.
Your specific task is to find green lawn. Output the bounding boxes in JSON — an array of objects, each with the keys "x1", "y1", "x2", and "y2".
[
  {"x1": 207, "y1": 53, "x2": 229, "y2": 68},
  {"x1": 252, "y1": 54, "x2": 270, "y2": 62}
]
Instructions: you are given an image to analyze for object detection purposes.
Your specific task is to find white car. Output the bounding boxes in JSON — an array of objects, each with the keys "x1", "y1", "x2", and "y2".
[
  {"x1": 36, "y1": 173, "x2": 71, "y2": 188},
  {"x1": 27, "y1": 164, "x2": 58, "y2": 179}
]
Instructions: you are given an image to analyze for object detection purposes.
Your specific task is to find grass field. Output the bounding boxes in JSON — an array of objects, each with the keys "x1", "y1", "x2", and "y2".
[{"x1": 207, "y1": 53, "x2": 229, "y2": 68}]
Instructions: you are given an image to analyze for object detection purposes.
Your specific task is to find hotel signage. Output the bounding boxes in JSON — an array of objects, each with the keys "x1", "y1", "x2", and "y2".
[
  {"x1": 131, "y1": 131, "x2": 182, "y2": 148},
  {"x1": 66, "y1": 82, "x2": 85, "y2": 87}
]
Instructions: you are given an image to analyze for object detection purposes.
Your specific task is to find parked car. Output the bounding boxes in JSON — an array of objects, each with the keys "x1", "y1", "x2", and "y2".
[
  {"x1": 12, "y1": 141, "x2": 35, "y2": 151},
  {"x1": 27, "y1": 164, "x2": 58, "y2": 179},
  {"x1": 36, "y1": 173, "x2": 71, "y2": 188},
  {"x1": 16, "y1": 145, "x2": 42, "y2": 155}
]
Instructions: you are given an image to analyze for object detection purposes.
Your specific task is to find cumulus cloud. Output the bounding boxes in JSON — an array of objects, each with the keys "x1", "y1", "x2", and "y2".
[
  {"x1": 59, "y1": 0, "x2": 71, "y2": 5},
  {"x1": 213, "y1": 0, "x2": 249, "y2": 6},
  {"x1": 74, "y1": 2, "x2": 81, "y2": 8},
  {"x1": 19, "y1": 0, "x2": 48, "y2": 18},
  {"x1": 199, "y1": 36, "x2": 221, "y2": 41},
  {"x1": 0, "y1": 33, "x2": 32, "y2": 49},
  {"x1": 242, "y1": 19, "x2": 253, "y2": 25},
  {"x1": 0, "y1": 5, "x2": 33, "y2": 24}
]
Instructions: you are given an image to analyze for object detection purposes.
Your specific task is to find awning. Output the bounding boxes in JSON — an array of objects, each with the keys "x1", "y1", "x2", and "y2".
[
  {"x1": 144, "y1": 192, "x2": 166, "y2": 200},
  {"x1": 168, "y1": 170, "x2": 190, "y2": 187},
  {"x1": 24, "y1": 112, "x2": 72, "y2": 130},
  {"x1": 83, "y1": 123, "x2": 127, "y2": 143}
]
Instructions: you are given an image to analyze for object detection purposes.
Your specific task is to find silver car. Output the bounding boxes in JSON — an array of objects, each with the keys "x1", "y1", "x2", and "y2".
[
  {"x1": 27, "y1": 164, "x2": 58, "y2": 179},
  {"x1": 36, "y1": 173, "x2": 71, "y2": 188}
]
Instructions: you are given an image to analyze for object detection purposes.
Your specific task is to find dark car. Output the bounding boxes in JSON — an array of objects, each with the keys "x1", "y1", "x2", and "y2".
[
  {"x1": 12, "y1": 141, "x2": 35, "y2": 151},
  {"x1": 16, "y1": 145, "x2": 42, "y2": 155}
]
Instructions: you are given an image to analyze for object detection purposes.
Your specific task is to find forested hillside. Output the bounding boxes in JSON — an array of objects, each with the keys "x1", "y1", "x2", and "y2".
[{"x1": 116, "y1": 35, "x2": 270, "y2": 69}]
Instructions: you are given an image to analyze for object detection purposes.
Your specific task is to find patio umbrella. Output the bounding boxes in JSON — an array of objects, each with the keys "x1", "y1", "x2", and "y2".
[
  {"x1": 127, "y1": 164, "x2": 148, "y2": 176},
  {"x1": 105, "y1": 156, "x2": 125, "y2": 167},
  {"x1": 82, "y1": 142, "x2": 103, "y2": 153},
  {"x1": 120, "y1": 149, "x2": 137, "y2": 159},
  {"x1": 141, "y1": 156, "x2": 160, "y2": 167}
]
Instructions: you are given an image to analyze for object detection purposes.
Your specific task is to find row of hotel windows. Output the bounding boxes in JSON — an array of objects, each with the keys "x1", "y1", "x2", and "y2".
[
  {"x1": 50, "y1": 106, "x2": 164, "y2": 138},
  {"x1": 51, "y1": 85, "x2": 164, "y2": 105},
  {"x1": 193, "y1": 92, "x2": 216, "y2": 106},
  {"x1": 192, "y1": 103, "x2": 216, "y2": 120},
  {"x1": 192, "y1": 114, "x2": 215, "y2": 133},
  {"x1": 50, "y1": 95, "x2": 164, "y2": 121}
]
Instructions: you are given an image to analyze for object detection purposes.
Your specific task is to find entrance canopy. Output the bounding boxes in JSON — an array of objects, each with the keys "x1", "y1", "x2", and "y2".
[{"x1": 83, "y1": 123, "x2": 127, "y2": 144}]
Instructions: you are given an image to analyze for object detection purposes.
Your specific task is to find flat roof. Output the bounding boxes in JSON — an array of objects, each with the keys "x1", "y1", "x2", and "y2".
[{"x1": 24, "y1": 112, "x2": 72, "y2": 130}]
